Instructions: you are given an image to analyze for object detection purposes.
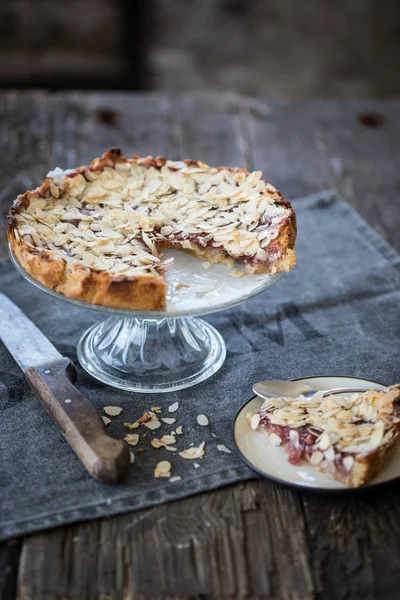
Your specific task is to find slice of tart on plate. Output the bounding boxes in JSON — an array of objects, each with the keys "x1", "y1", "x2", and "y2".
[
  {"x1": 7, "y1": 149, "x2": 296, "y2": 311},
  {"x1": 248, "y1": 385, "x2": 400, "y2": 488}
]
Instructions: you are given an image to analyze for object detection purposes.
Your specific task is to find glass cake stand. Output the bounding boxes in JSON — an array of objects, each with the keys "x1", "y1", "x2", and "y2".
[{"x1": 10, "y1": 248, "x2": 283, "y2": 393}]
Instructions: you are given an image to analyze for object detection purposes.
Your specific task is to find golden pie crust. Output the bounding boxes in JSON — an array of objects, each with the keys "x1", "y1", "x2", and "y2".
[{"x1": 7, "y1": 149, "x2": 296, "y2": 310}]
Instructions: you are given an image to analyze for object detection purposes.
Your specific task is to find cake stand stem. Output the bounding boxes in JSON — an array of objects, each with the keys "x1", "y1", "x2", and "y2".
[{"x1": 77, "y1": 316, "x2": 226, "y2": 393}]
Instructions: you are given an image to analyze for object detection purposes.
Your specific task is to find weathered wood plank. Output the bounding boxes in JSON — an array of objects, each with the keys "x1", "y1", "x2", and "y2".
[{"x1": 0, "y1": 540, "x2": 20, "y2": 600}]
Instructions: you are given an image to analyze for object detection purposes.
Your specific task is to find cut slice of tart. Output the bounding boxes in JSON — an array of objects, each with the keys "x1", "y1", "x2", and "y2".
[
  {"x1": 248, "y1": 385, "x2": 400, "y2": 487},
  {"x1": 7, "y1": 149, "x2": 296, "y2": 310}
]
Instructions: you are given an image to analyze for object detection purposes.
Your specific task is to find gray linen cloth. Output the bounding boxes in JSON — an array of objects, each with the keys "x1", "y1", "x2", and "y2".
[{"x1": 1, "y1": 191, "x2": 399, "y2": 541}]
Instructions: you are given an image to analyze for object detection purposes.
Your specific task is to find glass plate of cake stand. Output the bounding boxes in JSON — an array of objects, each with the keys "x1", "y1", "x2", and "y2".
[{"x1": 10, "y1": 247, "x2": 283, "y2": 393}]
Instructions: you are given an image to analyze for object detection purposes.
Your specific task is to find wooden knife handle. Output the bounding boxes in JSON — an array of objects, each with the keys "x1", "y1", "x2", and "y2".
[{"x1": 25, "y1": 357, "x2": 130, "y2": 484}]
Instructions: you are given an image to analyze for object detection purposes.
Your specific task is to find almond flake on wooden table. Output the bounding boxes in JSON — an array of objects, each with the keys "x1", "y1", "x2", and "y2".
[
  {"x1": 217, "y1": 444, "x2": 232, "y2": 454},
  {"x1": 161, "y1": 417, "x2": 176, "y2": 425},
  {"x1": 179, "y1": 441, "x2": 205, "y2": 460},
  {"x1": 102, "y1": 416, "x2": 111, "y2": 426},
  {"x1": 169, "y1": 476, "x2": 182, "y2": 483},
  {"x1": 124, "y1": 421, "x2": 139, "y2": 430},
  {"x1": 103, "y1": 406, "x2": 123, "y2": 417},
  {"x1": 176, "y1": 426, "x2": 183, "y2": 435},
  {"x1": 144, "y1": 420, "x2": 161, "y2": 430},
  {"x1": 197, "y1": 414, "x2": 209, "y2": 426},
  {"x1": 154, "y1": 461, "x2": 172, "y2": 478},
  {"x1": 168, "y1": 401, "x2": 179, "y2": 413},
  {"x1": 124, "y1": 433, "x2": 139, "y2": 446},
  {"x1": 130, "y1": 451, "x2": 135, "y2": 464}
]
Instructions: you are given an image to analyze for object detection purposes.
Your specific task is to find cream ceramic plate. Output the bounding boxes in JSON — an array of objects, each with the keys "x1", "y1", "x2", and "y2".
[{"x1": 234, "y1": 376, "x2": 400, "y2": 491}]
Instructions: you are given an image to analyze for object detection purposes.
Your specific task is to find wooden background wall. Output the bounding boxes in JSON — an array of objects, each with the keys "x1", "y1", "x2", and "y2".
[{"x1": 1, "y1": 0, "x2": 400, "y2": 97}]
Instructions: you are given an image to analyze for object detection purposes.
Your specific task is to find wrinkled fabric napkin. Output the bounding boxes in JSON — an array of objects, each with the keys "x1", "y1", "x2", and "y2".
[{"x1": 1, "y1": 190, "x2": 399, "y2": 541}]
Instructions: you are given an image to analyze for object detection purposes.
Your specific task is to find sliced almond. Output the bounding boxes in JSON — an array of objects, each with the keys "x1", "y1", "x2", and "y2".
[
  {"x1": 217, "y1": 444, "x2": 232, "y2": 454},
  {"x1": 161, "y1": 417, "x2": 176, "y2": 425},
  {"x1": 343, "y1": 456, "x2": 354, "y2": 471},
  {"x1": 168, "y1": 402, "x2": 179, "y2": 413},
  {"x1": 175, "y1": 426, "x2": 183, "y2": 435},
  {"x1": 124, "y1": 433, "x2": 139, "y2": 446},
  {"x1": 318, "y1": 432, "x2": 331, "y2": 451},
  {"x1": 193, "y1": 462, "x2": 201, "y2": 469},
  {"x1": 169, "y1": 476, "x2": 182, "y2": 483},
  {"x1": 268, "y1": 433, "x2": 282, "y2": 446},
  {"x1": 129, "y1": 451, "x2": 135, "y2": 464},
  {"x1": 144, "y1": 420, "x2": 161, "y2": 430},
  {"x1": 250, "y1": 413, "x2": 260, "y2": 430},
  {"x1": 197, "y1": 414, "x2": 209, "y2": 427},
  {"x1": 151, "y1": 439, "x2": 165, "y2": 449},
  {"x1": 102, "y1": 416, "x2": 111, "y2": 426},
  {"x1": 103, "y1": 406, "x2": 123, "y2": 417},
  {"x1": 179, "y1": 441, "x2": 205, "y2": 460},
  {"x1": 309, "y1": 451, "x2": 324, "y2": 465},
  {"x1": 161, "y1": 435, "x2": 176, "y2": 445},
  {"x1": 154, "y1": 460, "x2": 171, "y2": 478},
  {"x1": 124, "y1": 421, "x2": 139, "y2": 430}
]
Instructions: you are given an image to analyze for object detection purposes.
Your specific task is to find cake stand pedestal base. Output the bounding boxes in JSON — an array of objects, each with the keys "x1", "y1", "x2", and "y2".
[{"x1": 77, "y1": 316, "x2": 226, "y2": 393}]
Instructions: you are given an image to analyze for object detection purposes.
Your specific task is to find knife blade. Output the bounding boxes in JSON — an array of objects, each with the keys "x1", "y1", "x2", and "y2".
[
  {"x1": 0, "y1": 292, "x2": 62, "y2": 371},
  {"x1": 0, "y1": 292, "x2": 130, "y2": 483}
]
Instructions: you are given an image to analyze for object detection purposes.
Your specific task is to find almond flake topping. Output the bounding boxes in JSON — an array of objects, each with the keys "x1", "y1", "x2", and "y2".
[
  {"x1": 175, "y1": 426, "x2": 183, "y2": 435},
  {"x1": 169, "y1": 476, "x2": 182, "y2": 483},
  {"x1": 168, "y1": 402, "x2": 179, "y2": 413},
  {"x1": 13, "y1": 153, "x2": 295, "y2": 285},
  {"x1": 129, "y1": 451, "x2": 135, "y2": 464},
  {"x1": 103, "y1": 406, "x2": 123, "y2": 417},
  {"x1": 254, "y1": 387, "x2": 400, "y2": 455},
  {"x1": 102, "y1": 416, "x2": 111, "y2": 426}
]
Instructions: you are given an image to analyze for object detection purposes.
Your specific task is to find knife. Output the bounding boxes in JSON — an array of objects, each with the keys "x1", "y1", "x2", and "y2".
[{"x1": 0, "y1": 292, "x2": 130, "y2": 484}]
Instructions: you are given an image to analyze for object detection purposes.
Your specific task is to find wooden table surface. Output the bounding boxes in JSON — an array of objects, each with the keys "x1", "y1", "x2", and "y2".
[{"x1": 0, "y1": 92, "x2": 399, "y2": 600}]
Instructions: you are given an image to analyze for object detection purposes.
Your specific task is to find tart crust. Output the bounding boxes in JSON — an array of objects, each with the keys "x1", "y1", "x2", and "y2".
[
  {"x1": 7, "y1": 149, "x2": 296, "y2": 311},
  {"x1": 249, "y1": 385, "x2": 400, "y2": 488}
]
